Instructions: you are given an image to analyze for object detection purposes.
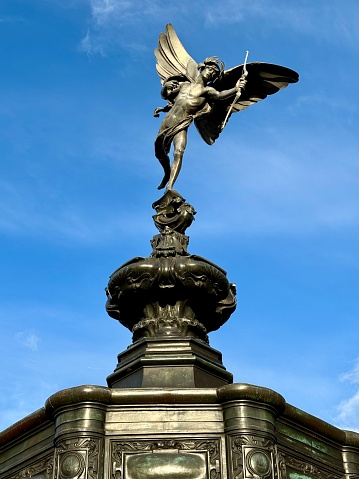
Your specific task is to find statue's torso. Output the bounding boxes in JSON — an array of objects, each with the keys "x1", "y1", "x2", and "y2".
[
  {"x1": 159, "y1": 81, "x2": 212, "y2": 131},
  {"x1": 174, "y1": 82, "x2": 208, "y2": 114}
]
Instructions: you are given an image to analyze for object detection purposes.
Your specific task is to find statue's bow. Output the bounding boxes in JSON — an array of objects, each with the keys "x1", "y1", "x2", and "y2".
[{"x1": 221, "y1": 50, "x2": 249, "y2": 131}]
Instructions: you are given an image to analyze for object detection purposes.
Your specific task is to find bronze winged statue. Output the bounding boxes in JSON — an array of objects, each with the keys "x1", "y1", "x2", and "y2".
[{"x1": 154, "y1": 24, "x2": 299, "y2": 191}]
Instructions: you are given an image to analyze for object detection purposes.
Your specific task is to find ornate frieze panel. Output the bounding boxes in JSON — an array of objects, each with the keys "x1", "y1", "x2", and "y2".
[
  {"x1": 6, "y1": 457, "x2": 53, "y2": 479},
  {"x1": 276, "y1": 450, "x2": 342, "y2": 479},
  {"x1": 229, "y1": 435, "x2": 277, "y2": 479},
  {"x1": 53, "y1": 437, "x2": 101, "y2": 479},
  {"x1": 6, "y1": 455, "x2": 53, "y2": 479},
  {"x1": 111, "y1": 438, "x2": 222, "y2": 479}
]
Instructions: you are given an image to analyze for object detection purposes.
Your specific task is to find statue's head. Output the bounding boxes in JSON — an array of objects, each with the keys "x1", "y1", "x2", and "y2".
[{"x1": 198, "y1": 57, "x2": 225, "y2": 82}]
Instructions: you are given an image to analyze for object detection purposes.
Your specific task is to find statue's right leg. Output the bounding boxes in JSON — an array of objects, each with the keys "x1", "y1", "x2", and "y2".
[{"x1": 167, "y1": 130, "x2": 187, "y2": 190}]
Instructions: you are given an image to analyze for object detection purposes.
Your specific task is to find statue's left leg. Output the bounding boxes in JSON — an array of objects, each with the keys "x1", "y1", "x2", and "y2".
[
  {"x1": 157, "y1": 156, "x2": 171, "y2": 190},
  {"x1": 167, "y1": 130, "x2": 187, "y2": 190}
]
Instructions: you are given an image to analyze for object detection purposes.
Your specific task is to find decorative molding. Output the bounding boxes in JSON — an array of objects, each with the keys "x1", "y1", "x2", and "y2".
[
  {"x1": 111, "y1": 438, "x2": 221, "y2": 479},
  {"x1": 276, "y1": 451, "x2": 287, "y2": 479},
  {"x1": 7, "y1": 455, "x2": 53, "y2": 479},
  {"x1": 152, "y1": 190, "x2": 196, "y2": 235},
  {"x1": 232, "y1": 435, "x2": 274, "y2": 449},
  {"x1": 54, "y1": 437, "x2": 101, "y2": 479},
  {"x1": 278, "y1": 450, "x2": 342, "y2": 479},
  {"x1": 230, "y1": 435, "x2": 277, "y2": 479},
  {"x1": 105, "y1": 230, "x2": 236, "y2": 343}
]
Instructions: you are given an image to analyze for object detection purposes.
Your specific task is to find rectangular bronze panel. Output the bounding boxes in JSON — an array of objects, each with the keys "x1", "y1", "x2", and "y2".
[
  {"x1": 111, "y1": 438, "x2": 222, "y2": 479},
  {"x1": 125, "y1": 450, "x2": 208, "y2": 479}
]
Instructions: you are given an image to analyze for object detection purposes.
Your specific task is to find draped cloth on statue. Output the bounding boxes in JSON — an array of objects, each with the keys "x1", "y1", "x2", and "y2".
[{"x1": 155, "y1": 116, "x2": 193, "y2": 163}]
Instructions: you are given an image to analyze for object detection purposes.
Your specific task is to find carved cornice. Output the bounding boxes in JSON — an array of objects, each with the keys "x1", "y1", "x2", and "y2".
[
  {"x1": 282, "y1": 404, "x2": 345, "y2": 444},
  {"x1": 218, "y1": 383, "x2": 286, "y2": 416},
  {"x1": 0, "y1": 408, "x2": 52, "y2": 449},
  {"x1": 1, "y1": 384, "x2": 358, "y2": 459}
]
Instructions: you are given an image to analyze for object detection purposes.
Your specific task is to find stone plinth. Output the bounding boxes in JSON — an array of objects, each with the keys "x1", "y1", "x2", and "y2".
[{"x1": 107, "y1": 337, "x2": 233, "y2": 388}]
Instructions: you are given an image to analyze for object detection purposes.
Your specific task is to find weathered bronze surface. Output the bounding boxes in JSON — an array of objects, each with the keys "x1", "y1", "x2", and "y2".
[
  {"x1": 103, "y1": 25, "x2": 298, "y2": 392},
  {"x1": 154, "y1": 24, "x2": 298, "y2": 191},
  {"x1": 106, "y1": 191, "x2": 236, "y2": 348},
  {"x1": 105, "y1": 189, "x2": 236, "y2": 388},
  {"x1": 1, "y1": 384, "x2": 359, "y2": 479},
  {"x1": 106, "y1": 337, "x2": 233, "y2": 388},
  {"x1": 3, "y1": 24, "x2": 358, "y2": 479},
  {"x1": 125, "y1": 451, "x2": 207, "y2": 479},
  {"x1": 152, "y1": 190, "x2": 196, "y2": 234}
]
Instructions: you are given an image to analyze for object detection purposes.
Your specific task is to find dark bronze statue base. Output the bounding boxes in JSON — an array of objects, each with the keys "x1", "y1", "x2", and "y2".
[
  {"x1": 107, "y1": 337, "x2": 233, "y2": 388},
  {"x1": 3, "y1": 192, "x2": 358, "y2": 479},
  {"x1": 2, "y1": 384, "x2": 358, "y2": 479},
  {"x1": 105, "y1": 191, "x2": 236, "y2": 391},
  {"x1": 105, "y1": 191, "x2": 236, "y2": 345}
]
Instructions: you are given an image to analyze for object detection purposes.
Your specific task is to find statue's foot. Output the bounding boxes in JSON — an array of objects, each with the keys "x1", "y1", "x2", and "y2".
[{"x1": 157, "y1": 173, "x2": 170, "y2": 190}]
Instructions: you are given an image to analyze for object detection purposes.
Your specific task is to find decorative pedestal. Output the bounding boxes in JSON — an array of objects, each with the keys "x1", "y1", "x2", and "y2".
[
  {"x1": 107, "y1": 337, "x2": 233, "y2": 388},
  {"x1": 1, "y1": 384, "x2": 359, "y2": 479},
  {"x1": 1, "y1": 191, "x2": 358, "y2": 479}
]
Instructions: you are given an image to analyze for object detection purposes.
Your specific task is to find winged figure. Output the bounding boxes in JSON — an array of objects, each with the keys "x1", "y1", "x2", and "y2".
[{"x1": 154, "y1": 24, "x2": 299, "y2": 190}]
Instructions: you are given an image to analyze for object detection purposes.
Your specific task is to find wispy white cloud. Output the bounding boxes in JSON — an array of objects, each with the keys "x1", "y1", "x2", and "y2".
[
  {"x1": 91, "y1": 0, "x2": 161, "y2": 26},
  {"x1": 1, "y1": 132, "x2": 349, "y2": 243},
  {"x1": 203, "y1": 0, "x2": 358, "y2": 47},
  {"x1": 0, "y1": 302, "x2": 129, "y2": 431},
  {"x1": 0, "y1": 380, "x2": 58, "y2": 432},
  {"x1": 335, "y1": 359, "x2": 359, "y2": 431},
  {"x1": 0, "y1": 202, "x2": 148, "y2": 245},
  {"x1": 340, "y1": 361, "x2": 359, "y2": 384},
  {"x1": 15, "y1": 331, "x2": 40, "y2": 351},
  {"x1": 289, "y1": 94, "x2": 357, "y2": 118},
  {"x1": 0, "y1": 177, "x2": 151, "y2": 244},
  {"x1": 80, "y1": 0, "x2": 358, "y2": 59},
  {"x1": 185, "y1": 124, "x2": 358, "y2": 237},
  {"x1": 80, "y1": 28, "x2": 104, "y2": 56},
  {"x1": 204, "y1": 0, "x2": 263, "y2": 26},
  {"x1": 80, "y1": 0, "x2": 186, "y2": 55}
]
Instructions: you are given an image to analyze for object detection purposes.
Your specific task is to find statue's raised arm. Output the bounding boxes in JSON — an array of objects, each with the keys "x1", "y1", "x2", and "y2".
[{"x1": 154, "y1": 24, "x2": 299, "y2": 191}]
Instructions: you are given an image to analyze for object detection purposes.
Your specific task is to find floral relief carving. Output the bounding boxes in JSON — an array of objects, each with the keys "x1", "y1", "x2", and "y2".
[
  {"x1": 230, "y1": 435, "x2": 278, "y2": 479},
  {"x1": 7, "y1": 455, "x2": 53, "y2": 479},
  {"x1": 284, "y1": 453, "x2": 341, "y2": 479},
  {"x1": 54, "y1": 437, "x2": 100, "y2": 479}
]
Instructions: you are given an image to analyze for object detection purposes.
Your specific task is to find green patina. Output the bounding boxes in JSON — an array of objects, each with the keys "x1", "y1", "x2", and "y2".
[
  {"x1": 288, "y1": 473, "x2": 314, "y2": 479},
  {"x1": 278, "y1": 425, "x2": 329, "y2": 454},
  {"x1": 126, "y1": 452, "x2": 206, "y2": 479}
]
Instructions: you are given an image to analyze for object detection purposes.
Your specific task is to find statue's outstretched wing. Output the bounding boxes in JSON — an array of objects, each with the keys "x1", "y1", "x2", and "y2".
[
  {"x1": 194, "y1": 62, "x2": 299, "y2": 145},
  {"x1": 155, "y1": 24, "x2": 198, "y2": 84}
]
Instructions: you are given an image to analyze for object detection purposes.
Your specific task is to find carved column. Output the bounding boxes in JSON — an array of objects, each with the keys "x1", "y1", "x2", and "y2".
[
  {"x1": 53, "y1": 437, "x2": 102, "y2": 479},
  {"x1": 45, "y1": 387, "x2": 109, "y2": 479},
  {"x1": 342, "y1": 431, "x2": 359, "y2": 479},
  {"x1": 218, "y1": 384, "x2": 286, "y2": 479}
]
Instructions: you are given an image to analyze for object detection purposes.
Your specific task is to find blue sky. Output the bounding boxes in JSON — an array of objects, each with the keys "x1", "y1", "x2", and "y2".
[{"x1": 0, "y1": 0, "x2": 358, "y2": 432}]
